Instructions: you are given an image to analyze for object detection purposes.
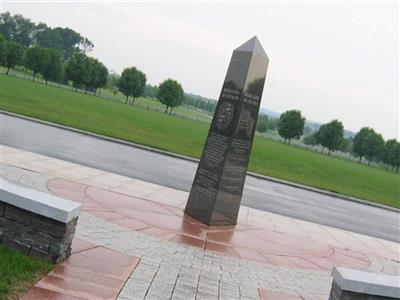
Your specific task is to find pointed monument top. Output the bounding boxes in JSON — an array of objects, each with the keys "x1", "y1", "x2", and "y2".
[{"x1": 235, "y1": 36, "x2": 268, "y2": 57}]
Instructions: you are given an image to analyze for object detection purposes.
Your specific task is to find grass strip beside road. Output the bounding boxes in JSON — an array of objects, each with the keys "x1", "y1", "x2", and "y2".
[
  {"x1": 0, "y1": 244, "x2": 52, "y2": 299},
  {"x1": 1, "y1": 75, "x2": 399, "y2": 208}
]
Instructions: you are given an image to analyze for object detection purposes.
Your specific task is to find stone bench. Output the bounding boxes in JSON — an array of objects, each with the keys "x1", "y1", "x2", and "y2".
[
  {"x1": 330, "y1": 266, "x2": 400, "y2": 299},
  {"x1": 0, "y1": 178, "x2": 81, "y2": 263}
]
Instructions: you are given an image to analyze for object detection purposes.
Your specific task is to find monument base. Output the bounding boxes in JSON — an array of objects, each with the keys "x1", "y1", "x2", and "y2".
[{"x1": 185, "y1": 208, "x2": 238, "y2": 226}]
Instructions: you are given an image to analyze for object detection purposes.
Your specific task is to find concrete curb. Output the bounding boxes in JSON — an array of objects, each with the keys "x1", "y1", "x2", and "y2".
[{"x1": 2, "y1": 110, "x2": 399, "y2": 213}]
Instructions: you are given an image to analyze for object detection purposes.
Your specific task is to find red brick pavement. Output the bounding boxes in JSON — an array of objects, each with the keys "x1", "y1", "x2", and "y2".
[
  {"x1": 22, "y1": 239, "x2": 140, "y2": 300},
  {"x1": 47, "y1": 178, "x2": 371, "y2": 272}
]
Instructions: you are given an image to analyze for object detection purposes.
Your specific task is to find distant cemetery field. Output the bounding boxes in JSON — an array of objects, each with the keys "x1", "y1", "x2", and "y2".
[{"x1": 1, "y1": 75, "x2": 399, "y2": 208}]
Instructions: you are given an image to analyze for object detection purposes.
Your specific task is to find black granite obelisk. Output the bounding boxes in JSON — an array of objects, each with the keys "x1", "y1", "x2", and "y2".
[{"x1": 185, "y1": 36, "x2": 269, "y2": 226}]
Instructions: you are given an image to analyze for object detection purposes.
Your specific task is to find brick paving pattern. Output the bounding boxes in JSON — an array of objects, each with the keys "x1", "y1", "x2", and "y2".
[{"x1": 1, "y1": 145, "x2": 399, "y2": 300}]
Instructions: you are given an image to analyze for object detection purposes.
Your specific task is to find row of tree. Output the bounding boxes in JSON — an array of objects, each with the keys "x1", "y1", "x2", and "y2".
[
  {"x1": 270, "y1": 109, "x2": 399, "y2": 171},
  {"x1": 0, "y1": 35, "x2": 107, "y2": 93},
  {"x1": 1, "y1": 32, "x2": 185, "y2": 114},
  {"x1": 65, "y1": 53, "x2": 108, "y2": 94},
  {"x1": 1, "y1": 36, "x2": 62, "y2": 84},
  {"x1": 0, "y1": 12, "x2": 93, "y2": 61},
  {"x1": 101, "y1": 66, "x2": 184, "y2": 113},
  {"x1": 0, "y1": 12, "x2": 185, "y2": 112}
]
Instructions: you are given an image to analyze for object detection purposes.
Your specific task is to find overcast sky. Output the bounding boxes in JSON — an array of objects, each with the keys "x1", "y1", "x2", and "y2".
[{"x1": 3, "y1": 1, "x2": 399, "y2": 139}]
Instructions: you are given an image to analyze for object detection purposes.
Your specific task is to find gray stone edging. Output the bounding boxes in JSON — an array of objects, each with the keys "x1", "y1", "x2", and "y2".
[
  {"x1": 1, "y1": 110, "x2": 398, "y2": 213},
  {"x1": 331, "y1": 266, "x2": 400, "y2": 299},
  {"x1": 1, "y1": 178, "x2": 81, "y2": 223}
]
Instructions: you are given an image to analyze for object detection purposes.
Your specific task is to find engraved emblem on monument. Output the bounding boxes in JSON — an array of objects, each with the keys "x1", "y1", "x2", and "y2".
[
  {"x1": 216, "y1": 102, "x2": 235, "y2": 132},
  {"x1": 237, "y1": 108, "x2": 255, "y2": 138},
  {"x1": 185, "y1": 36, "x2": 269, "y2": 226}
]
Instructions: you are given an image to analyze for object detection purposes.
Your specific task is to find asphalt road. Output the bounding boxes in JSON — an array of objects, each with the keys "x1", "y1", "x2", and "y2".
[{"x1": 1, "y1": 113, "x2": 399, "y2": 242}]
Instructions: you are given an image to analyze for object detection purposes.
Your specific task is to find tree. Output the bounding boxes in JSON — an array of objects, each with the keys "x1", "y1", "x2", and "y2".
[
  {"x1": 41, "y1": 48, "x2": 62, "y2": 84},
  {"x1": 157, "y1": 79, "x2": 184, "y2": 114},
  {"x1": 317, "y1": 120, "x2": 344, "y2": 155},
  {"x1": 117, "y1": 67, "x2": 146, "y2": 104},
  {"x1": 302, "y1": 133, "x2": 318, "y2": 145},
  {"x1": 24, "y1": 46, "x2": 47, "y2": 81},
  {"x1": 4, "y1": 41, "x2": 24, "y2": 74},
  {"x1": 0, "y1": 12, "x2": 94, "y2": 61},
  {"x1": 88, "y1": 58, "x2": 108, "y2": 95},
  {"x1": 339, "y1": 137, "x2": 353, "y2": 153},
  {"x1": 0, "y1": 35, "x2": 6, "y2": 66},
  {"x1": 391, "y1": 142, "x2": 400, "y2": 173},
  {"x1": 36, "y1": 26, "x2": 93, "y2": 61},
  {"x1": 353, "y1": 127, "x2": 372, "y2": 163},
  {"x1": 0, "y1": 12, "x2": 36, "y2": 47},
  {"x1": 277, "y1": 110, "x2": 305, "y2": 144},
  {"x1": 267, "y1": 117, "x2": 278, "y2": 130},
  {"x1": 363, "y1": 129, "x2": 384, "y2": 165},
  {"x1": 383, "y1": 139, "x2": 399, "y2": 170},
  {"x1": 65, "y1": 52, "x2": 90, "y2": 91},
  {"x1": 144, "y1": 84, "x2": 159, "y2": 98},
  {"x1": 256, "y1": 114, "x2": 268, "y2": 133}
]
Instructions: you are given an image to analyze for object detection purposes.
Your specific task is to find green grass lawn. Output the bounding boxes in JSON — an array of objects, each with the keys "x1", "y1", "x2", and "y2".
[
  {"x1": 1, "y1": 74, "x2": 399, "y2": 208},
  {"x1": 0, "y1": 67, "x2": 212, "y2": 123},
  {"x1": 99, "y1": 88, "x2": 213, "y2": 122},
  {"x1": 0, "y1": 244, "x2": 52, "y2": 299}
]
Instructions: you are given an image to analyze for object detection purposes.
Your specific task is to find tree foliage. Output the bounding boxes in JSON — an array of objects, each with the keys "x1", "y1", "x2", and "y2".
[
  {"x1": 143, "y1": 84, "x2": 159, "y2": 98},
  {"x1": 302, "y1": 133, "x2": 318, "y2": 145},
  {"x1": 117, "y1": 67, "x2": 147, "y2": 104},
  {"x1": 267, "y1": 117, "x2": 278, "y2": 130},
  {"x1": 89, "y1": 59, "x2": 108, "y2": 95},
  {"x1": 353, "y1": 127, "x2": 371, "y2": 163},
  {"x1": 363, "y1": 129, "x2": 384, "y2": 164},
  {"x1": 353, "y1": 127, "x2": 384, "y2": 164},
  {"x1": 0, "y1": 35, "x2": 7, "y2": 66},
  {"x1": 256, "y1": 114, "x2": 268, "y2": 133},
  {"x1": 183, "y1": 95, "x2": 216, "y2": 113},
  {"x1": 0, "y1": 12, "x2": 93, "y2": 61},
  {"x1": 36, "y1": 25, "x2": 93, "y2": 61},
  {"x1": 41, "y1": 48, "x2": 62, "y2": 84},
  {"x1": 339, "y1": 137, "x2": 353, "y2": 154},
  {"x1": 316, "y1": 119, "x2": 344, "y2": 154},
  {"x1": 383, "y1": 139, "x2": 400, "y2": 172},
  {"x1": 0, "y1": 12, "x2": 36, "y2": 47},
  {"x1": 65, "y1": 53, "x2": 108, "y2": 93},
  {"x1": 157, "y1": 79, "x2": 184, "y2": 114},
  {"x1": 4, "y1": 40, "x2": 24, "y2": 74},
  {"x1": 277, "y1": 110, "x2": 305, "y2": 144},
  {"x1": 24, "y1": 46, "x2": 47, "y2": 80},
  {"x1": 65, "y1": 53, "x2": 89, "y2": 90}
]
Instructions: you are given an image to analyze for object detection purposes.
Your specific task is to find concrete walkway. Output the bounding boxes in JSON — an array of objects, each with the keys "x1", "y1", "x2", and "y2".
[{"x1": 1, "y1": 145, "x2": 399, "y2": 300}]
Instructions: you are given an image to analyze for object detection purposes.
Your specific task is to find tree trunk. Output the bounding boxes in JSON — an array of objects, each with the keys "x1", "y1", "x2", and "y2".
[
  {"x1": 165, "y1": 106, "x2": 169, "y2": 114},
  {"x1": 125, "y1": 95, "x2": 128, "y2": 104},
  {"x1": 288, "y1": 139, "x2": 291, "y2": 145},
  {"x1": 85, "y1": 89, "x2": 88, "y2": 94},
  {"x1": 359, "y1": 156, "x2": 362, "y2": 163},
  {"x1": 45, "y1": 79, "x2": 48, "y2": 85},
  {"x1": 396, "y1": 166, "x2": 399, "y2": 173},
  {"x1": 321, "y1": 147, "x2": 324, "y2": 154},
  {"x1": 169, "y1": 107, "x2": 173, "y2": 114},
  {"x1": 6, "y1": 66, "x2": 10, "y2": 75},
  {"x1": 33, "y1": 72, "x2": 36, "y2": 81},
  {"x1": 283, "y1": 139, "x2": 286, "y2": 144},
  {"x1": 328, "y1": 149, "x2": 331, "y2": 155},
  {"x1": 74, "y1": 87, "x2": 77, "y2": 92},
  {"x1": 386, "y1": 163, "x2": 389, "y2": 169},
  {"x1": 368, "y1": 160, "x2": 371, "y2": 166},
  {"x1": 132, "y1": 97, "x2": 135, "y2": 105},
  {"x1": 98, "y1": 89, "x2": 101, "y2": 97}
]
